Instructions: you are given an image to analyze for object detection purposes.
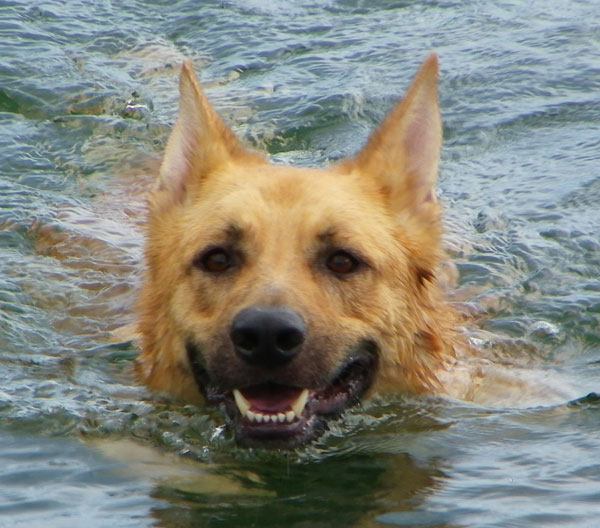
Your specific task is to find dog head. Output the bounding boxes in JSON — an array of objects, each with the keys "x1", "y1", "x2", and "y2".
[{"x1": 136, "y1": 54, "x2": 458, "y2": 447}]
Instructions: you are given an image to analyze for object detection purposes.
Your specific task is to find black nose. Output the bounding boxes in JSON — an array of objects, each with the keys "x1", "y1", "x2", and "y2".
[{"x1": 230, "y1": 307, "x2": 306, "y2": 368}]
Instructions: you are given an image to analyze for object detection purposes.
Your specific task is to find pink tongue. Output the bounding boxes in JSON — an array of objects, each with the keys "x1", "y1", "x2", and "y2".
[{"x1": 240, "y1": 384, "x2": 303, "y2": 413}]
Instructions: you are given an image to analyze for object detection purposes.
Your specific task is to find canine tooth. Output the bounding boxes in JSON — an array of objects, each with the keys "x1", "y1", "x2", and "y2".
[
  {"x1": 291, "y1": 388, "x2": 309, "y2": 418},
  {"x1": 277, "y1": 413, "x2": 285, "y2": 423},
  {"x1": 233, "y1": 389, "x2": 250, "y2": 416},
  {"x1": 285, "y1": 411, "x2": 295, "y2": 423}
]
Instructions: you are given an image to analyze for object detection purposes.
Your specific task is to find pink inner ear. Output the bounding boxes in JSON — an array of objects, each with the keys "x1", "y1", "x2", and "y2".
[
  {"x1": 157, "y1": 121, "x2": 196, "y2": 204},
  {"x1": 404, "y1": 109, "x2": 438, "y2": 203}
]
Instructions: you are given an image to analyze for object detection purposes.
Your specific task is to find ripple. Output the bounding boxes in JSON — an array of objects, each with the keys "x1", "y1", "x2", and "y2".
[{"x1": 1, "y1": 1, "x2": 600, "y2": 527}]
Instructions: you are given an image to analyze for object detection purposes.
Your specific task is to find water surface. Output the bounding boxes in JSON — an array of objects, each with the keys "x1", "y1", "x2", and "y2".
[{"x1": 1, "y1": 1, "x2": 599, "y2": 527}]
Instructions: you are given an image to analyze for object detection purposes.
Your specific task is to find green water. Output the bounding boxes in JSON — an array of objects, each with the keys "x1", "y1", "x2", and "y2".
[{"x1": 1, "y1": 1, "x2": 599, "y2": 526}]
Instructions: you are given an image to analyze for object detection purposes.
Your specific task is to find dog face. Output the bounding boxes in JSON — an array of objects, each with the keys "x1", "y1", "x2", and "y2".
[{"x1": 136, "y1": 54, "x2": 459, "y2": 447}]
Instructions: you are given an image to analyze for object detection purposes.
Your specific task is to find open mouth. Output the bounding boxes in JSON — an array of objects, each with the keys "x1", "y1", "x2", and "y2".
[
  {"x1": 223, "y1": 351, "x2": 377, "y2": 447},
  {"x1": 186, "y1": 339, "x2": 378, "y2": 447}
]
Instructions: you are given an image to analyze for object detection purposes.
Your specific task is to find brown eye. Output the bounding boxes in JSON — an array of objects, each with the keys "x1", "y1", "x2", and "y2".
[
  {"x1": 326, "y1": 250, "x2": 360, "y2": 275},
  {"x1": 195, "y1": 247, "x2": 233, "y2": 273}
]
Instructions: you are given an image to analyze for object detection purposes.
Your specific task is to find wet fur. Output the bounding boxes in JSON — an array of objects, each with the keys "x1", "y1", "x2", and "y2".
[{"x1": 135, "y1": 54, "x2": 466, "y2": 411}]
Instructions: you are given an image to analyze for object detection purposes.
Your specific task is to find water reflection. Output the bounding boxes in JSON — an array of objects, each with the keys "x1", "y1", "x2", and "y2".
[{"x1": 147, "y1": 447, "x2": 449, "y2": 528}]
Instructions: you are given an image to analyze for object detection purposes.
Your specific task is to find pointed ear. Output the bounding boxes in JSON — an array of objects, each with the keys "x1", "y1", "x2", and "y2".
[
  {"x1": 155, "y1": 60, "x2": 263, "y2": 205},
  {"x1": 339, "y1": 53, "x2": 442, "y2": 217}
]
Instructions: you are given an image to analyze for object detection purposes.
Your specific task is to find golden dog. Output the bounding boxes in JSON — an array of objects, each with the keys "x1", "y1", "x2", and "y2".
[{"x1": 135, "y1": 54, "x2": 465, "y2": 446}]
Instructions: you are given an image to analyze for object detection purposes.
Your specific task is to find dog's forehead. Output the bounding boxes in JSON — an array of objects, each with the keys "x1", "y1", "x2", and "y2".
[
  {"x1": 206, "y1": 164, "x2": 391, "y2": 236},
  {"x1": 173, "y1": 163, "x2": 406, "y2": 272}
]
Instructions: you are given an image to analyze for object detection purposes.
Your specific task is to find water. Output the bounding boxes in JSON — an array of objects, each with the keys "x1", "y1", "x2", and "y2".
[{"x1": 1, "y1": 0, "x2": 599, "y2": 526}]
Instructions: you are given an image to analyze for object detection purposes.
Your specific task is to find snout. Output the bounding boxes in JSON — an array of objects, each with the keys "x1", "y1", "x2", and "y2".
[
  {"x1": 188, "y1": 305, "x2": 378, "y2": 447},
  {"x1": 230, "y1": 306, "x2": 306, "y2": 368}
]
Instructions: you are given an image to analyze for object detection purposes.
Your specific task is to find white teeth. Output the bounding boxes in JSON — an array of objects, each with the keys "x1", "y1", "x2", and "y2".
[
  {"x1": 233, "y1": 389, "x2": 250, "y2": 416},
  {"x1": 233, "y1": 387, "x2": 310, "y2": 425},
  {"x1": 291, "y1": 388, "x2": 309, "y2": 418}
]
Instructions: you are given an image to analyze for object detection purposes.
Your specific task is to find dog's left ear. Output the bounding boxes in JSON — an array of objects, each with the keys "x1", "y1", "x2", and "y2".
[
  {"x1": 154, "y1": 60, "x2": 263, "y2": 207},
  {"x1": 339, "y1": 53, "x2": 441, "y2": 219}
]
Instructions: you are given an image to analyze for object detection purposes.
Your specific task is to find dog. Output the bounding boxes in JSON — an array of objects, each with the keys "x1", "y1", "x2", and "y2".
[{"x1": 135, "y1": 53, "x2": 467, "y2": 447}]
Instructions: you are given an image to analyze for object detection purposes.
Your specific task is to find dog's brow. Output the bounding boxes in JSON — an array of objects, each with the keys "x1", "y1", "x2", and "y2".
[
  {"x1": 317, "y1": 226, "x2": 362, "y2": 249},
  {"x1": 315, "y1": 225, "x2": 375, "y2": 270},
  {"x1": 224, "y1": 223, "x2": 243, "y2": 242},
  {"x1": 317, "y1": 227, "x2": 337, "y2": 243}
]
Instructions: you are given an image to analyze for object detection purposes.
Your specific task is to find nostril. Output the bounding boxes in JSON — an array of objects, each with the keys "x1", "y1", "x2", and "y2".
[
  {"x1": 276, "y1": 327, "x2": 304, "y2": 352},
  {"x1": 231, "y1": 328, "x2": 260, "y2": 353}
]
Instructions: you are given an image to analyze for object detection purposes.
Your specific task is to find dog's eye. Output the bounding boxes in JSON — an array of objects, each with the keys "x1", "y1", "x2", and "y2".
[
  {"x1": 195, "y1": 247, "x2": 233, "y2": 273},
  {"x1": 326, "y1": 250, "x2": 360, "y2": 275}
]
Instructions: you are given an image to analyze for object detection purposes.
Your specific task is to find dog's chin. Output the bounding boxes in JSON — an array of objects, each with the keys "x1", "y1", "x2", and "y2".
[{"x1": 188, "y1": 342, "x2": 378, "y2": 448}]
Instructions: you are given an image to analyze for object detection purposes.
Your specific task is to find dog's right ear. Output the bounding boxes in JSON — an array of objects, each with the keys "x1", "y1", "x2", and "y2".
[{"x1": 154, "y1": 61, "x2": 263, "y2": 207}]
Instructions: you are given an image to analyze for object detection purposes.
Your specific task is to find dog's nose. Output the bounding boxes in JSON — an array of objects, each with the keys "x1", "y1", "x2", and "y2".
[{"x1": 230, "y1": 307, "x2": 306, "y2": 368}]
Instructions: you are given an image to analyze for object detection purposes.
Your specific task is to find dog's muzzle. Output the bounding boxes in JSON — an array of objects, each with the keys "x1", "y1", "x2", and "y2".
[{"x1": 186, "y1": 306, "x2": 378, "y2": 448}]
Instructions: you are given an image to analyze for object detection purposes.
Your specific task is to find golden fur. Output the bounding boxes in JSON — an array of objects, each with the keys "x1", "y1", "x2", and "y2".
[{"x1": 135, "y1": 54, "x2": 466, "y2": 443}]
